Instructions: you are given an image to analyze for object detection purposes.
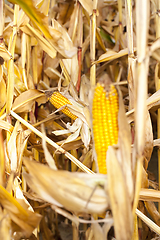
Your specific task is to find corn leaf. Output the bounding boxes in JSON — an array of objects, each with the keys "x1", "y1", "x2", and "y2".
[
  {"x1": 7, "y1": 0, "x2": 52, "y2": 39},
  {"x1": 23, "y1": 158, "x2": 109, "y2": 214},
  {"x1": 0, "y1": 184, "x2": 41, "y2": 234}
]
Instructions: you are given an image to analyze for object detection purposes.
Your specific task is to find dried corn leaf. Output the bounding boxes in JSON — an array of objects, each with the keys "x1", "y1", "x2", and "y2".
[
  {"x1": 8, "y1": 0, "x2": 51, "y2": 39},
  {"x1": 79, "y1": 0, "x2": 93, "y2": 16},
  {"x1": 50, "y1": 19, "x2": 77, "y2": 58},
  {"x1": 0, "y1": 119, "x2": 13, "y2": 133},
  {"x1": 117, "y1": 88, "x2": 133, "y2": 198},
  {"x1": 0, "y1": 184, "x2": 41, "y2": 234},
  {"x1": 21, "y1": 24, "x2": 57, "y2": 59},
  {"x1": 92, "y1": 222, "x2": 105, "y2": 240},
  {"x1": 144, "y1": 201, "x2": 160, "y2": 226},
  {"x1": 23, "y1": 158, "x2": 109, "y2": 214},
  {"x1": 16, "y1": 129, "x2": 30, "y2": 175},
  {"x1": 143, "y1": 111, "x2": 153, "y2": 164},
  {"x1": 7, "y1": 121, "x2": 19, "y2": 172},
  {"x1": 140, "y1": 189, "x2": 160, "y2": 202},
  {"x1": 41, "y1": 125, "x2": 57, "y2": 170},
  {"x1": 95, "y1": 48, "x2": 136, "y2": 64},
  {"x1": 81, "y1": 122, "x2": 90, "y2": 148},
  {"x1": 0, "y1": 76, "x2": 6, "y2": 109},
  {"x1": 36, "y1": 0, "x2": 50, "y2": 16},
  {"x1": 106, "y1": 146, "x2": 133, "y2": 240},
  {"x1": 0, "y1": 43, "x2": 12, "y2": 61},
  {"x1": 12, "y1": 89, "x2": 46, "y2": 113},
  {"x1": 0, "y1": 130, "x2": 5, "y2": 186},
  {"x1": 6, "y1": 4, "x2": 18, "y2": 114},
  {"x1": 127, "y1": 89, "x2": 160, "y2": 123},
  {"x1": 0, "y1": 215, "x2": 11, "y2": 240}
]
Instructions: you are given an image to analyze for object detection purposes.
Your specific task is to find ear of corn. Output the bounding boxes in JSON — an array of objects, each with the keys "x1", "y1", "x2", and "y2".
[
  {"x1": 49, "y1": 92, "x2": 77, "y2": 120},
  {"x1": 92, "y1": 83, "x2": 119, "y2": 174}
]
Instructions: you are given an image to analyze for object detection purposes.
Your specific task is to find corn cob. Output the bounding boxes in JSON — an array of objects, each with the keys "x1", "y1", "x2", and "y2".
[
  {"x1": 92, "y1": 83, "x2": 119, "y2": 174},
  {"x1": 49, "y1": 92, "x2": 77, "y2": 120}
]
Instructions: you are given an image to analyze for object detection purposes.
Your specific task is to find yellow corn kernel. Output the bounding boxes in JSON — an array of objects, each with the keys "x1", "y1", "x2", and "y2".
[
  {"x1": 92, "y1": 83, "x2": 119, "y2": 174},
  {"x1": 49, "y1": 92, "x2": 77, "y2": 120}
]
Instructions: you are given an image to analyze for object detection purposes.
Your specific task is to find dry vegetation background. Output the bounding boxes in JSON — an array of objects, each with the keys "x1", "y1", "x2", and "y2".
[{"x1": 1, "y1": 0, "x2": 160, "y2": 239}]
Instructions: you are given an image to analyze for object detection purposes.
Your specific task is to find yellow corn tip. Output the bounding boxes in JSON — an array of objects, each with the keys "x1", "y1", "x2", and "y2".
[
  {"x1": 92, "y1": 83, "x2": 119, "y2": 174},
  {"x1": 49, "y1": 92, "x2": 77, "y2": 120}
]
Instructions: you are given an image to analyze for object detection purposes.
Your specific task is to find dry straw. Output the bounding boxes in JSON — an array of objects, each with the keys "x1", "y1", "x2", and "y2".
[{"x1": 1, "y1": 0, "x2": 160, "y2": 239}]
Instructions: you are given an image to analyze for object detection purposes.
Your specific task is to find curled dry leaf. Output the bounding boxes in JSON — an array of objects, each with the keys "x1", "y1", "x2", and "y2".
[
  {"x1": 95, "y1": 48, "x2": 136, "y2": 64},
  {"x1": 144, "y1": 201, "x2": 160, "y2": 226},
  {"x1": 53, "y1": 118, "x2": 90, "y2": 148},
  {"x1": 23, "y1": 158, "x2": 109, "y2": 214},
  {"x1": 0, "y1": 119, "x2": 13, "y2": 133},
  {"x1": 0, "y1": 43, "x2": 12, "y2": 61},
  {"x1": 127, "y1": 89, "x2": 160, "y2": 123},
  {"x1": 12, "y1": 89, "x2": 46, "y2": 113}
]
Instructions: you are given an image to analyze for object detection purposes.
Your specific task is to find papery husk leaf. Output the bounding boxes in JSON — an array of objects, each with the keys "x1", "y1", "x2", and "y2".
[
  {"x1": 81, "y1": 122, "x2": 90, "y2": 148},
  {"x1": 57, "y1": 138, "x2": 83, "y2": 152},
  {"x1": 106, "y1": 146, "x2": 133, "y2": 240},
  {"x1": 50, "y1": 19, "x2": 77, "y2": 58},
  {"x1": 0, "y1": 184, "x2": 41, "y2": 234},
  {"x1": 12, "y1": 89, "x2": 46, "y2": 113},
  {"x1": 67, "y1": 102, "x2": 88, "y2": 125},
  {"x1": 23, "y1": 158, "x2": 109, "y2": 214},
  {"x1": 62, "y1": 127, "x2": 81, "y2": 144}
]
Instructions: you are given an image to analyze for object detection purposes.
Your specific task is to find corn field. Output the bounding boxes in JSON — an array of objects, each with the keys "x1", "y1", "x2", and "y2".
[{"x1": 0, "y1": 0, "x2": 160, "y2": 239}]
